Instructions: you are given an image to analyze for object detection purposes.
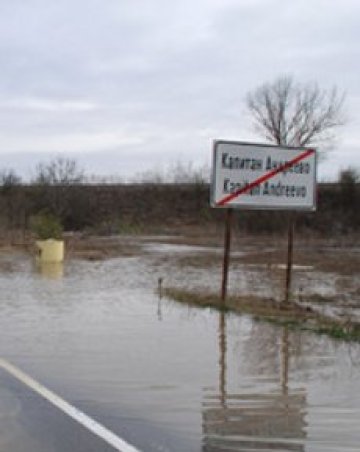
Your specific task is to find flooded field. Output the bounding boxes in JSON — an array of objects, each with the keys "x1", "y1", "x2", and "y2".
[{"x1": 0, "y1": 235, "x2": 359, "y2": 451}]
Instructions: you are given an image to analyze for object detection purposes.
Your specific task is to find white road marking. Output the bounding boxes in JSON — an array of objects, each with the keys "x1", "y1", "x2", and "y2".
[{"x1": 0, "y1": 358, "x2": 141, "y2": 452}]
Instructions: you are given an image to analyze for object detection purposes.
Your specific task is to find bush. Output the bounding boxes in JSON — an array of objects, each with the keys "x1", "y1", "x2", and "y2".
[{"x1": 30, "y1": 212, "x2": 63, "y2": 240}]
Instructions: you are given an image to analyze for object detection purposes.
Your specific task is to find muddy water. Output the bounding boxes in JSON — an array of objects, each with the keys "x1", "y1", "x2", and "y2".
[{"x1": 0, "y1": 247, "x2": 359, "y2": 451}]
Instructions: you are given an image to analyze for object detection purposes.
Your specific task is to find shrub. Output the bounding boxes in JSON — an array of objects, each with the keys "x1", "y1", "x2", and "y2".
[{"x1": 30, "y1": 212, "x2": 63, "y2": 240}]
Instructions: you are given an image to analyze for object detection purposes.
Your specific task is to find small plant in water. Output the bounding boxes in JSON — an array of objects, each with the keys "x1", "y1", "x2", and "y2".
[{"x1": 30, "y1": 212, "x2": 63, "y2": 240}]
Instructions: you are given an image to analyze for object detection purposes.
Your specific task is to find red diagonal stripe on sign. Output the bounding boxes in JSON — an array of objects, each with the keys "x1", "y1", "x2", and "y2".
[{"x1": 216, "y1": 148, "x2": 315, "y2": 206}]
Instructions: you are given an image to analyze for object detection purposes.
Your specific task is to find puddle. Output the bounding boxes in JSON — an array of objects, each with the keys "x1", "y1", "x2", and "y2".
[
  {"x1": 0, "y1": 247, "x2": 359, "y2": 451},
  {"x1": 274, "y1": 263, "x2": 314, "y2": 270},
  {"x1": 143, "y1": 242, "x2": 222, "y2": 255}
]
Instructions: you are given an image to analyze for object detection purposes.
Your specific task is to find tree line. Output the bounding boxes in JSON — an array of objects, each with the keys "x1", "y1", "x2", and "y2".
[{"x1": 0, "y1": 157, "x2": 358, "y2": 239}]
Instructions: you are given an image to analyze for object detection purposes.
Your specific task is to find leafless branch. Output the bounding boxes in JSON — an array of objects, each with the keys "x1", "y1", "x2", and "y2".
[{"x1": 246, "y1": 76, "x2": 345, "y2": 148}]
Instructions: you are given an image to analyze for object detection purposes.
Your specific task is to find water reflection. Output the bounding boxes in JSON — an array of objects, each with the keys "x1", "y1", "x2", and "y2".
[
  {"x1": 36, "y1": 262, "x2": 64, "y2": 280},
  {"x1": 157, "y1": 277, "x2": 163, "y2": 321},
  {"x1": 202, "y1": 314, "x2": 307, "y2": 451}
]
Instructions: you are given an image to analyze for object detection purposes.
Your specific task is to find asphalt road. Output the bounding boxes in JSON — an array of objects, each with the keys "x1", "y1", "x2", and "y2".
[{"x1": 0, "y1": 366, "x2": 136, "y2": 452}]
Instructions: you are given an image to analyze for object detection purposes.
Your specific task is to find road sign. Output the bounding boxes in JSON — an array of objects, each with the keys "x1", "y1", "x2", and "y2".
[{"x1": 211, "y1": 140, "x2": 317, "y2": 211}]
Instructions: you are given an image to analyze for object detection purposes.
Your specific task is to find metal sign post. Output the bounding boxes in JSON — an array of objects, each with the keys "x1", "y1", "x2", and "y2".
[
  {"x1": 285, "y1": 214, "x2": 295, "y2": 304},
  {"x1": 211, "y1": 140, "x2": 317, "y2": 303},
  {"x1": 221, "y1": 208, "x2": 233, "y2": 303}
]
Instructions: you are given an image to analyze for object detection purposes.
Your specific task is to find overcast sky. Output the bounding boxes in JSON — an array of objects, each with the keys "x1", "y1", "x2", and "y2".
[{"x1": 0, "y1": 0, "x2": 359, "y2": 181}]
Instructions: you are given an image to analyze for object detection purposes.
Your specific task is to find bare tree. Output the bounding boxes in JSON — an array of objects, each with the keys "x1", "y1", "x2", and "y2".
[
  {"x1": 34, "y1": 157, "x2": 84, "y2": 185},
  {"x1": 246, "y1": 76, "x2": 345, "y2": 147},
  {"x1": 32, "y1": 158, "x2": 86, "y2": 228},
  {"x1": 338, "y1": 166, "x2": 359, "y2": 218},
  {"x1": 338, "y1": 166, "x2": 359, "y2": 185},
  {"x1": 0, "y1": 169, "x2": 23, "y2": 239},
  {"x1": 167, "y1": 161, "x2": 209, "y2": 184},
  {"x1": 0, "y1": 169, "x2": 21, "y2": 188}
]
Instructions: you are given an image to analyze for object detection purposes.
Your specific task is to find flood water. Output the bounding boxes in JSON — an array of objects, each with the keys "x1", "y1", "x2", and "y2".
[{"x1": 0, "y1": 244, "x2": 359, "y2": 451}]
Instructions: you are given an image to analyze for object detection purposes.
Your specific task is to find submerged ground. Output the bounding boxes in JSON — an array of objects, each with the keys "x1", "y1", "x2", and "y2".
[
  {"x1": 67, "y1": 230, "x2": 360, "y2": 334},
  {"x1": 0, "y1": 229, "x2": 359, "y2": 451}
]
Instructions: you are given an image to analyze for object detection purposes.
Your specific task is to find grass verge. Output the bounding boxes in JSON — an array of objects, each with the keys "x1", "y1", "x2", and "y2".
[{"x1": 164, "y1": 287, "x2": 360, "y2": 343}]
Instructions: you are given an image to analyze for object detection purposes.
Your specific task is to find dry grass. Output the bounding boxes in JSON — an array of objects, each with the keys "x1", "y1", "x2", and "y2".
[
  {"x1": 65, "y1": 235, "x2": 141, "y2": 260},
  {"x1": 167, "y1": 245, "x2": 360, "y2": 277},
  {"x1": 164, "y1": 287, "x2": 360, "y2": 342},
  {"x1": 164, "y1": 288, "x2": 314, "y2": 320},
  {"x1": 230, "y1": 247, "x2": 360, "y2": 275}
]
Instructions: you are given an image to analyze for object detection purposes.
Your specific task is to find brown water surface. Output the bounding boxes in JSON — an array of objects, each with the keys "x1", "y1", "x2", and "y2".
[{"x1": 0, "y1": 245, "x2": 359, "y2": 451}]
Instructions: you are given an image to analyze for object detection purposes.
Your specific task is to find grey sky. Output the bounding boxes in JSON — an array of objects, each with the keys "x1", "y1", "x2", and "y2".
[{"x1": 0, "y1": 0, "x2": 359, "y2": 180}]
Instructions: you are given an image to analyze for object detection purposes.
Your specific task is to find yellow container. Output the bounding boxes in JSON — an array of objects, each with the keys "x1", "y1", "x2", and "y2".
[
  {"x1": 36, "y1": 239, "x2": 64, "y2": 263},
  {"x1": 38, "y1": 262, "x2": 64, "y2": 279}
]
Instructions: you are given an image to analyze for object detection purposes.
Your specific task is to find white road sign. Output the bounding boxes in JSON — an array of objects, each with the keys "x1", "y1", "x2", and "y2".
[{"x1": 211, "y1": 140, "x2": 317, "y2": 211}]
